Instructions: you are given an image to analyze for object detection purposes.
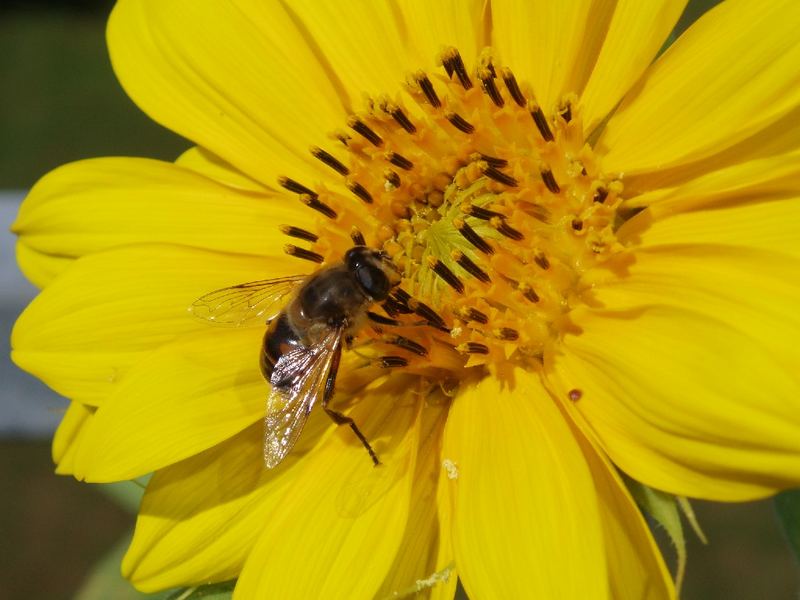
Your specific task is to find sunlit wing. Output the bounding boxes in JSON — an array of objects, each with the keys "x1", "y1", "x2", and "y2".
[
  {"x1": 263, "y1": 328, "x2": 342, "y2": 468},
  {"x1": 189, "y1": 275, "x2": 307, "y2": 326}
]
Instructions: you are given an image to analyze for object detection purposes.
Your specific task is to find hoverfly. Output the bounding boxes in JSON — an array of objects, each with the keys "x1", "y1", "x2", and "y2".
[{"x1": 191, "y1": 246, "x2": 401, "y2": 468}]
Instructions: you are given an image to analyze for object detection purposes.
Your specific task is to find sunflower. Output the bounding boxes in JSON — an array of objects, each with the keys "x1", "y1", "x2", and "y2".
[{"x1": 11, "y1": 0, "x2": 800, "y2": 598}]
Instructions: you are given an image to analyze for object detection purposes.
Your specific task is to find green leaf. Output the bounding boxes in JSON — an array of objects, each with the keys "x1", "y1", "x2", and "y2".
[
  {"x1": 625, "y1": 477, "x2": 687, "y2": 592},
  {"x1": 166, "y1": 581, "x2": 236, "y2": 600},
  {"x1": 676, "y1": 496, "x2": 707, "y2": 545},
  {"x1": 775, "y1": 488, "x2": 800, "y2": 563},
  {"x1": 74, "y1": 532, "x2": 171, "y2": 600}
]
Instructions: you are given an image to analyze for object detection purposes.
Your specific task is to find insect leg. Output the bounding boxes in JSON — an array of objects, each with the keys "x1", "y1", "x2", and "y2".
[{"x1": 323, "y1": 344, "x2": 381, "y2": 466}]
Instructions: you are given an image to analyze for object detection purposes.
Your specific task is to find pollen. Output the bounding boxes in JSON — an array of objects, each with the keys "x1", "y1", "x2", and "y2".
[{"x1": 277, "y1": 48, "x2": 630, "y2": 378}]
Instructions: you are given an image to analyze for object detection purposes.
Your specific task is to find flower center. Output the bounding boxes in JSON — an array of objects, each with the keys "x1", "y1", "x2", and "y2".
[{"x1": 277, "y1": 48, "x2": 629, "y2": 378}]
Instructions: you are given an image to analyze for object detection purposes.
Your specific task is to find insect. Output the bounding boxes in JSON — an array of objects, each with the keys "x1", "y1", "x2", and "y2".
[{"x1": 190, "y1": 246, "x2": 401, "y2": 468}]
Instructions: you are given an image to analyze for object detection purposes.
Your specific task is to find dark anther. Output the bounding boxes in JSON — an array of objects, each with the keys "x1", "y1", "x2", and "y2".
[
  {"x1": 454, "y1": 218, "x2": 494, "y2": 255},
  {"x1": 300, "y1": 194, "x2": 337, "y2": 219},
  {"x1": 558, "y1": 100, "x2": 572, "y2": 123},
  {"x1": 534, "y1": 253, "x2": 550, "y2": 270},
  {"x1": 445, "y1": 112, "x2": 475, "y2": 134},
  {"x1": 381, "y1": 298, "x2": 399, "y2": 317},
  {"x1": 388, "y1": 105, "x2": 417, "y2": 133},
  {"x1": 479, "y1": 68, "x2": 504, "y2": 107},
  {"x1": 385, "y1": 335, "x2": 428, "y2": 357},
  {"x1": 348, "y1": 117, "x2": 383, "y2": 147},
  {"x1": 475, "y1": 153, "x2": 508, "y2": 168},
  {"x1": 284, "y1": 245, "x2": 324, "y2": 264},
  {"x1": 367, "y1": 311, "x2": 399, "y2": 326},
  {"x1": 379, "y1": 356, "x2": 409, "y2": 368},
  {"x1": 491, "y1": 218, "x2": 524, "y2": 241},
  {"x1": 593, "y1": 186, "x2": 609, "y2": 204},
  {"x1": 442, "y1": 48, "x2": 473, "y2": 89},
  {"x1": 336, "y1": 132, "x2": 351, "y2": 146},
  {"x1": 466, "y1": 204, "x2": 505, "y2": 220},
  {"x1": 463, "y1": 342, "x2": 490, "y2": 355},
  {"x1": 411, "y1": 300, "x2": 449, "y2": 331},
  {"x1": 280, "y1": 225, "x2": 318, "y2": 243},
  {"x1": 519, "y1": 284, "x2": 540, "y2": 303},
  {"x1": 453, "y1": 55, "x2": 473, "y2": 89},
  {"x1": 452, "y1": 250, "x2": 491, "y2": 284},
  {"x1": 528, "y1": 101, "x2": 554, "y2": 142},
  {"x1": 480, "y1": 55, "x2": 497, "y2": 78},
  {"x1": 279, "y1": 176, "x2": 317, "y2": 198},
  {"x1": 350, "y1": 227, "x2": 366, "y2": 246},
  {"x1": 310, "y1": 146, "x2": 349, "y2": 176},
  {"x1": 461, "y1": 306, "x2": 489, "y2": 325},
  {"x1": 393, "y1": 288, "x2": 412, "y2": 304},
  {"x1": 384, "y1": 169, "x2": 401, "y2": 189},
  {"x1": 480, "y1": 163, "x2": 518, "y2": 187},
  {"x1": 571, "y1": 219, "x2": 584, "y2": 231},
  {"x1": 442, "y1": 53, "x2": 454, "y2": 77},
  {"x1": 416, "y1": 73, "x2": 441, "y2": 108},
  {"x1": 428, "y1": 257, "x2": 465, "y2": 294},
  {"x1": 347, "y1": 179, "x2": 374, "y2": 204},
  {"x1": 540, "y1": 167, "x2": 561, "y2": 194},
  {"x1": 496, "y1": 327, "x2": 519, "y2": 341},
  {"x1": 384, "y1": 295, "x2": 413, "y2": 316},
  {"x1": 501, "y1": 67, "x2": 526, "y2": 107},
  {"x1": 386, "y1": 151, "x2": 413, "y2": 170}
]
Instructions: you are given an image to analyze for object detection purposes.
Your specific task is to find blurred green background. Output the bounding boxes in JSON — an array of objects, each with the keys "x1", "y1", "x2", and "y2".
[
  {"x1": 0, "y1": 1, "x2": 798, "y2": 599},
  {"x1": 0, "y1": 1, "x2": 186, "y2": 189}
]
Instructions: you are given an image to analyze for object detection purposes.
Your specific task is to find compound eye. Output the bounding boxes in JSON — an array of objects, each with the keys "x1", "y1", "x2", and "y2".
[{"x1": 355, "y1": 263, "x2": 391, "y2": 300}]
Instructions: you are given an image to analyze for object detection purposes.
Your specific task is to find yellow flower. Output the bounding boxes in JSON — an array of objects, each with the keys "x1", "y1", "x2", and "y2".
[{"x1": 11, "y1": 0, "x2": 800, "y2": 598}]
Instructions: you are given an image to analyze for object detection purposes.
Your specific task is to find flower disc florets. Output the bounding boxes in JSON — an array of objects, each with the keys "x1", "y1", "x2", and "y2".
[{"x1": 278, "y1": 48, "x2": 628, "y2": 379}]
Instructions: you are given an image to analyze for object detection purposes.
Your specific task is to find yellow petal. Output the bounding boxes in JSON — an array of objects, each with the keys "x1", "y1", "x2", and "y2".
[
  {"x1": 175, "y1": 147, "x2": 270, "y2": 192},
  {"x1": 52, "y1": 401, "x2": 94, "y2": 476},
  {"x1": 594, "y1": 244, "x2": 800, "y2": 381},
  {"x1": 375, "y1": 402, "x2": 454, "y2": 600},
  {"x1": 574, "y1": 426, "x2": 675, "y2": 599},
  {"x1": 12, "y1": 245, "x2": 298, "y2": 405},
  {"x1": 12, "y1": 349, "x2": 141, "y2": 407},
  {"x1": 72, "y1": 327, "x2": 265, "y2": 483},
  {"x1": 620, "y1": 195, "x2": 800, "y2": 261},
  {"x1": 623, "y1": 151, "x2": 800, "y2": 215},
  {"x1": 399, "y1": 0, "x2": 490, "y2": 70},
  {"x1": 108, "y1": 0, "x2": 351, "y2": 185},
  {"x1": 442, "y1": 372, "x2": 607, "y2": 600},
  {"x1": 600, "y1": 0, "x2": 800, "y2": 175},
  {"x1": 622, "y1": 108, "x2": 800, "y2": 194},
  {"x1": 12, "y1": 157, "x2": 305, "y2": 275},
  {"x1": 580, "y1": 0, "x2": 687, "y2": 133},
  {"x1": 429, "y1": 454, "x2": 458, "y2": 600},
  {"x1": 235, "y1": 383, "x2": 421, "y2": 600},
  {"x1": 596, "y1": 203, "x2": 800, "y2": 456},
  {"x1": 15, "y1": 240, "x2": 71, "y2": 289},
  {"x1": 551, "y1": 305, "x2": 800, "y2": 501},
  {"x1": 277, "y1": 0, "x2": 486, "y2": 106},
  {"x1": 492, "y1": 0, "x2": 595, "y2": 113},
  {"x1": 124, "y1": 412, "x2": 330, "y2": 591}
]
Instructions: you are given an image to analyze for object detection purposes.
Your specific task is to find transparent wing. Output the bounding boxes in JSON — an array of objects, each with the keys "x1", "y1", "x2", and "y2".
[
  {"x1": 263, "y1": 328, "x2": 342, "y2": 468},
  {"x1": 189, "y1": 275, "x2": 307, "y2": 326}
]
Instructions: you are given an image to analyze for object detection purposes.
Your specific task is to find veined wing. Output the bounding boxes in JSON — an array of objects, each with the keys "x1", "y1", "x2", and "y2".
[
  {"x1": 263, "y1": 328, "x2": 342, "y2": 468},
  {"x1": 189, "y1": 275, "x2": 306, "y2": 326}
]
